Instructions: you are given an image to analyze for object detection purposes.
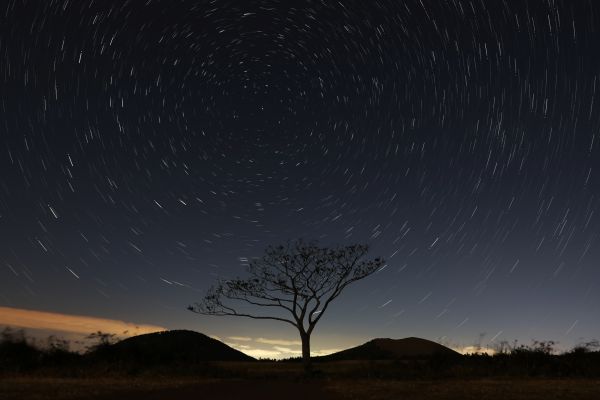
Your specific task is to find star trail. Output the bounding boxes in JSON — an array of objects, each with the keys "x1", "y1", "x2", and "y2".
[{"x1": 1, "y1": 0, "x2": 599, "y2": 355}]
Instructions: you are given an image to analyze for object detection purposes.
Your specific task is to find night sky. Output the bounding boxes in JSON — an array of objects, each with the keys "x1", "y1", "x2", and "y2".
[{"x1": 1, "y1": 0, "x2": 599, "y2": 357}]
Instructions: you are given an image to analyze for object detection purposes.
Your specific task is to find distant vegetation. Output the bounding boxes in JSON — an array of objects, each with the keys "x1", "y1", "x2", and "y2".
[
  {"x1": 1, "y1": 327, "x2": 599, "y2": 379},
  {"x1": 0, "y1": 328, "x2": 80, "y2": 374},
  {"x1": 0, "y1": 328, "x2": 253, "y2": 377}
]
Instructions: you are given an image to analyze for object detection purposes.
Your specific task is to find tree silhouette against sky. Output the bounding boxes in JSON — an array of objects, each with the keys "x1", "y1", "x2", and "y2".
[{"x1": 188, "y1": 240, "x2": 385, "y2": 372}]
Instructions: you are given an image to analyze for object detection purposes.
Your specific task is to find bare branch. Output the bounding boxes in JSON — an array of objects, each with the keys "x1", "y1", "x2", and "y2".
[
  {"x1": 188, "y1": 304, "x2": 297, "y2": 327},
  {"x1": 189, "y1": 239, "x2": 384, "y2": 352}
]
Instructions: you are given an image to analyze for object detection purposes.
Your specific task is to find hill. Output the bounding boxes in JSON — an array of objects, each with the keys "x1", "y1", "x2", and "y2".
[
  {"x1": 96, "y1": 330, "x2": 255, "y2": 364},
  {"x1": 317, "y1": 337, "x2": 460, "y2": 361}
]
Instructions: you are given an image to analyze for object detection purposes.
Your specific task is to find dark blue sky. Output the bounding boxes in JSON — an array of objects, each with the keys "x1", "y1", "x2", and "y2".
[{"x1": 1, "y1": 0, "x2": 599, "y2": 356}]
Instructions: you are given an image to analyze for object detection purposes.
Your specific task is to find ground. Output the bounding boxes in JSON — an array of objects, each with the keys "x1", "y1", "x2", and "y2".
[{"x1": 1, "y1": 377, "x2": 600, "y2": 400}]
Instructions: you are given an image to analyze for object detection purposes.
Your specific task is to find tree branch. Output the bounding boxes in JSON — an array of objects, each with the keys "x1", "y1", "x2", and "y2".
[{"x1": 188, "y1": 304, "x2": 298, "y2": 327}]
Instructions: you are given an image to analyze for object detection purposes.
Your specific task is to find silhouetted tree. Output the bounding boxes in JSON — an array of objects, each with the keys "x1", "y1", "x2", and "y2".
[
  {"x1": 570, "y1": 340, "x2": 600, "y2": 354},
  {"x1": 0, "y1": 327, "x2": 41, "y2": 372},
  {"x1": 188, "y1": 240, "x2": 384, "y2": 373},
  {"x1": 85, "y1": 331, "x2": 118, "y2": 354}
]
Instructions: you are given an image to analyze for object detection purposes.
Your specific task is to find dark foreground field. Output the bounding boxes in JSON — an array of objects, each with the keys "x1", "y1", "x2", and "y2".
[
  {"x1": 3, "y1": 331, "x2": 600, "y2": 399},
  {"x1": 1, "y1": 377, "x2": 600, "y2": 400}
]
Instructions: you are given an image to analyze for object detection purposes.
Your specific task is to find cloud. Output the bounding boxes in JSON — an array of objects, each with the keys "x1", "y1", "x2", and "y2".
[
  {"x1": 273, "y1": 346, "x2": 302, "y2": 355},
  {"x1": 455, "y1": 345, "x2": 496, "y2": 355},
  {"x1": 227, "y1": 336, "x2": 253, "y2": 341},
  {"x1": 0, "y1": 306, "x2": 166, "y2": 337},
  {"x1": 238, "y1": 348, "x2": 283, "y2": 359},
  {"x1": 224, "y1": 343, "x2": 251, "y2": 349},
  {"x1": 223, "y1": 337, "x2": 340, "y2": 359},
  {"x1": 256, "y1": 337, "x2": 301, "y2": 346},
  {"x1": 311, "y1": 348, "x2": 341, "y2": 356}
]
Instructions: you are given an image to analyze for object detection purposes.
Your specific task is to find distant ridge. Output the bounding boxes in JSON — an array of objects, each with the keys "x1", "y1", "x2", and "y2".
[
  {"x1": 317, "y1": 337, "x2": 460, "y2": 361},
  {"x1": 105, "y1": 330, "x2": 255, "y2": 363}
]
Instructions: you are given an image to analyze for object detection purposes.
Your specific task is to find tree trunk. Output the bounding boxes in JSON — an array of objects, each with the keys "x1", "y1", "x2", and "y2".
[{"x1": 300, "y1": 331, "x2": 312, "y2": 374}]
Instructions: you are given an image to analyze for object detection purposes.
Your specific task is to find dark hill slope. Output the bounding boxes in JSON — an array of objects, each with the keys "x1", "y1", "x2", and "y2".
[
  {"x1": 100, "y1": 330, "x2": 255, "y2": 364},
  {"x1": 317, "y1": 337, "x2": 460, "y2": 361}
]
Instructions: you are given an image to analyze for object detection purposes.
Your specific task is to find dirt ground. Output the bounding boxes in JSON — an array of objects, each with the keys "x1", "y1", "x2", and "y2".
[
  {"x1": 92, "y1": 380, "x2": 341, "y2": 400},
  {"x1": 0, "y1": 377, "x2": 342, "y2": 400},
  {"x1": 328, "y1": 379, "x2": 600, "y2": 400},
  {"x1": 2, "y1": 377, "x2": 600, "y2": 400}
]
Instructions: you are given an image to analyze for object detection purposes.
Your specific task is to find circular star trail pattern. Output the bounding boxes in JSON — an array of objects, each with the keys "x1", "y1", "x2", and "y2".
[{"x1": 1, "y1": 0, "x2": 599, "y2": 348}]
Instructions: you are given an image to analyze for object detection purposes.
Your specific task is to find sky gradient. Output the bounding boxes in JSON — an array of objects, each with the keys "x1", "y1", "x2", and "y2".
[{"x1": 1, "y1": 0, "x2": 599, "y2": 358}]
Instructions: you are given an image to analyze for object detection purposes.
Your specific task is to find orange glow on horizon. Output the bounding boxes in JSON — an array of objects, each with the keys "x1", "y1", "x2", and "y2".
[{"x1": 0, "y1": 306, "x2": 166, "y2": 337}]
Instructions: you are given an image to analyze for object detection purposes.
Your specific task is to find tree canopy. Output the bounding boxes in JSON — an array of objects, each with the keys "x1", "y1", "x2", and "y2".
[{"x1": 189, "y1": 239, "x2": 385, "y2": 370}]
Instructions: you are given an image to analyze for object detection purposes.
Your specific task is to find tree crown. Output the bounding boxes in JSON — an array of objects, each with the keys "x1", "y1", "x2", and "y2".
[{"x1": 188, "y1": 240, "x2": 385, "y2": 334}]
